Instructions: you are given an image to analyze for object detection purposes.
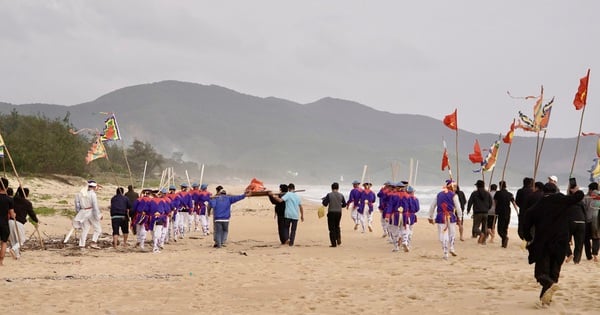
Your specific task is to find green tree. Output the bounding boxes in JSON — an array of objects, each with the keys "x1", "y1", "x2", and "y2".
[{"x1": 126, "y1": 139, "x2": 165, "y2": 177}]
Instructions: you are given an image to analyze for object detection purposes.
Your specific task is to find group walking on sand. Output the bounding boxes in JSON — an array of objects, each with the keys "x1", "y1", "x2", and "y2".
[{"x1": 3, "y1": 173, "x2": 600, "y2": 309}]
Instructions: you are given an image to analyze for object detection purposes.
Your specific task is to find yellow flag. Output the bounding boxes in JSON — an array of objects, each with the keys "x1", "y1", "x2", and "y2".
[{"x1": 0, "y1": 133, "x2": 4, "y2": 146}]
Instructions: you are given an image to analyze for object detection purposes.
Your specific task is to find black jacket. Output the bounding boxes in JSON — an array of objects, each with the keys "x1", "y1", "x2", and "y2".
[{"x1": 523, "y1": 190, "x2": 584, "y2": 264}]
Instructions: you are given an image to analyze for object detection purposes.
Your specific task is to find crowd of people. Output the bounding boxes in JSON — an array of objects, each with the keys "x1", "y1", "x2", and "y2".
[{"x1": 4, "y1": 173, "x2": 600, "y2": 308}]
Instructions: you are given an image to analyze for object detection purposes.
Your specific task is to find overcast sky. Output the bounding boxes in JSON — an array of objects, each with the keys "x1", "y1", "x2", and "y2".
[{"x1": 1, "y1": 1, "x2": 598, "y2": 138}]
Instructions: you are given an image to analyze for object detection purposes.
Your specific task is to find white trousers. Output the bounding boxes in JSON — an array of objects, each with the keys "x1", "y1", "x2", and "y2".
[
  {"x1": 349, "y1": 204, "x2": 359, "y2": 224},
  {"x1": 8, "y1": 220, "x2": 25, "y2": 256},
  {"x1": 436, "y1": 223, "x2": 456, "y2": 256},
  {"x1": 199, "y1": 215, "x2": 210, "y2": 234},
  {"x1": 401, "y1": 224, "x2": 414, "y2": 247},
  {"x1": 175, "y1": 212, "x2": 186, "y2": 237},
  {"x1": 380, "y1": 213, "x2": 389, "y2": 236},
  {"x1": 153, "y1": 224, "x2": 165, "y2": 252},
  {"x1": 75, "y1": 211, "x2": 101, "y2": 248},
  {"x1": 136, "y1": 223, "x2": 147, "y2": 248}
]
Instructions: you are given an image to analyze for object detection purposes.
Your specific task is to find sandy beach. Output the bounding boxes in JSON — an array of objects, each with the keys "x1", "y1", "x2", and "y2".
[{"x1": 1, "y1": 177, "x2": 599, "y2": 315}]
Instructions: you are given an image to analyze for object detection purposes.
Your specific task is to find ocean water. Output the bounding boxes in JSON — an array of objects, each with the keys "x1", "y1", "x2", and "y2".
[{"x1": 291, "y1": 184, "x2": 533, "y2": 228}]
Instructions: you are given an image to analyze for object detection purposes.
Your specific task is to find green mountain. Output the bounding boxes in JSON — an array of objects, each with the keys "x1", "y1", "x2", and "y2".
[{"x1": 0, "y1": 80, "x2": 596, "y2": 186}]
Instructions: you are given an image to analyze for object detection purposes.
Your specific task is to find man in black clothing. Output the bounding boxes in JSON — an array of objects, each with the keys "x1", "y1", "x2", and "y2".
[
  {"x1": 268, "y1": 184, "x2": 288, "y2": 245},
  {"x1": 455, "y1": 186, "x2": 467, "y2": 241},
  {"x1": 322, "y1": 182, "x2": 347, "y2": 247},
  {"x1": 523, "y1": 183, "x2": 584, "y2": 306},
  {"x1": 467, "y1": 180, "x2": 492, "y2": 244},
  {"x1": 494, "y1": 181, "x2": 518, "y2": 248},
  {"x1": 9, "y1": 187, "x2": 38, "y2": 259},
  {"x1": 0, "y1": 177, "x2": 16, "y2": 266},
  {"x1": 516, "y1": 177, "x2": 533, "y2": 240}
]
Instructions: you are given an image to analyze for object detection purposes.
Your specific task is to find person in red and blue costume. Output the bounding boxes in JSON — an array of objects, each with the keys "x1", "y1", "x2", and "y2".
[
  {"x1": 175, "y1": 183, "x2": 193, "y2": 238},
  {"x1": 165, "y1": 185, "x2": 180, "y2": 241},
  {"x1": 148, "y1": 189, "x2": 169, "y2": 253},
  {"x1": 386, "y1": 182, "x2": 409, "y2": 252},
  {"x1": 195, "y1": 184, "x2": 213, "y2": 236},
  {"x1": 358, "y1": 183, "x2": 376, "y2": 233},
  {"x1": 401, "y1": 186, "x2": 420, "y2": 252},
  {"x1": 377, "y1": 181, "x2": 392, "y2": 239},
  {"x1": 428, "y1": 179, "x2": 462, "y2": 260},
  {"x1": 346, "y1": 180, "x2": 363, "y2": 231},
  {"x1": 132, "y1": 189, "x2": 152, "y2": 250}
]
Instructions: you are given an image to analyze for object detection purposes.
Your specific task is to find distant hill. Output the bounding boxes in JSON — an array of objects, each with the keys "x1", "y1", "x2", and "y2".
[{"x1": 0, "y1": 80, "x2": 596, "y2": 186}]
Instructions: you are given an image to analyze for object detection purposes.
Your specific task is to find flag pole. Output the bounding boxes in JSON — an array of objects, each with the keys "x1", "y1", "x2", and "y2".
[
  {"x1": 141, "y1": 160, "x2": 148, "y2": 191},
  {"x1": 121, "y1": 143, "x2": 134, "y2": 189},
  {"x1": 413, "y1": 160, "x2": 419, "y2": 186},
  {"x1": 501, "y1": 119, "x2": 515, "y2": 182},
  {"x1": 533, "y1": 130, "x2": 548, "y2": 182},
  {"x1": 569, "y1": 106, "x2": 586, "y2": 178},
  {"x1": 501, "y1": 138, "x2": 513, "y2": 182},
  {"x1": 455, "y1": 122, "x2": 460, "y2": 186},
  {"x1": 570, "y1": 69, "x2": 591, "y2": 178}
]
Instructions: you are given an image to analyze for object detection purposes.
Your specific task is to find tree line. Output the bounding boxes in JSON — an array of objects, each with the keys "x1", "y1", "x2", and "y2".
[{"x1": 0, "y1": 110, "x2": 169, "y2": 179}]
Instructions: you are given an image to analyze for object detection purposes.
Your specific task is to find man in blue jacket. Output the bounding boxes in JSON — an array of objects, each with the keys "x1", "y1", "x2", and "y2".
[{"x1": 208, "y1": 188, "x2": 248, "y2": 248}]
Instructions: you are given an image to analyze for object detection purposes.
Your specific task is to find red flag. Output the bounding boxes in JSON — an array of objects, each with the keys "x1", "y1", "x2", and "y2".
[
  {"x1": 443, "y1": 109, "x2": 457, "y2": 130},
  {"x1": 468, "y1": 140, "x2": 483, "y2": 163},
  {"x1": 503, "y1": 119, "x2": 516, "y2": 144},
  {"x1": 441, "y1": 147, "x2": 450, "y2": 171},
  {"x1": 574, "y1": 69, "x2": 590, "y2": 110}
]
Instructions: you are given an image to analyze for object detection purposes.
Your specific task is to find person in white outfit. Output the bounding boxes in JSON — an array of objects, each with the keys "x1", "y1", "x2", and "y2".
[{"x1": 73, "y1": 180, "x2": 102, "y2": 249}]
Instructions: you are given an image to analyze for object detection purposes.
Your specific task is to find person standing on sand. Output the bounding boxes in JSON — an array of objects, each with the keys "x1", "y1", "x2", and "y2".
[
  {"x1": 347, "y1": 180, "x2": 363, "y2": 231},
  {"x1": 454, "y1": 185, "x2": 467, "y2": 241},
  {"x1": 268, "y1": 184, "x2": 288, "y2": 245},
  {"x1": 516, "y1": 177, "x2": 534, "y2": 240},
  {"x1": 386, "y1": 182, "x2": 408, "y2": 252},
  {"x1": 208, "y1": 188, "x2": 248, "y2": 248},
  {"x1": 428, "y1": 179, "x2": 462, "y2": 260},
  {"x1": 8, "y1": 187, "x2": 38, "y2": 259},
  {"x1": 523, "y1": 183, "x2": 584, "y2": 306},
  {"x1": 0, "y1": 177, "x2": 16, "y2": 266},
  {"x1": 322, "y1": 182, "x2": 346, "y2": 247},
  {"x1": 110, "y1": 187, "x2": 132, "y2": 249},
  {"x1": 466, "y1": 180, "x2": 492, "y2": 245},
  {"x1": 125, "y1": 185, "x2": 139, "y2": 234},
  {"x1": 486, "y1": 184, "x2": 498, "y2": 243},
  {"x1": 73, "y1": 180, "x2": 102, "y2": 249},
  {"x1": 269, "y1": 183, "x2": 304, "y2": 246},
  {"x1": 377, "y1": 182, "x2": 392, "y2": 239},
  {"x1": 358, "y1": 182, "x2": 376, "y2": 233},
  {"x1": 494, "y1": 180, "x2": 518, "y2": 248},
  {"x1": 583, "y1": 182, "x2": 600, "y2": 262},
  {"x1": 401, "y1": 185, "x2": 420, "y2": 251}
]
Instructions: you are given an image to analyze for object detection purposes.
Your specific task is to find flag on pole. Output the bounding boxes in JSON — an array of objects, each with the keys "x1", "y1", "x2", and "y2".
[
  {"x1": 538, "y1": 97, "x2": 554, "y2": 130},
  {"x1": 441, "y1": 146, "x2": 450, "y2": 171},
  {"x1": 443, "y1": 109, "x2": 458, "y2": 130},
  {"x1": 503, "y1": 120, "x2": 516, "y2": 144},
  {"x1": 468, "y1": 140, "x2": 483, "y2": 163},
  {"x1": 85, "y1": 135, "x2": 107, "y2": 164},
  {"x1": 0, "y1": 133, "x2": 4, "y2": 146},
  {"x1": 574, "y1": 69, "x2": 590, "y2": 110},
  {"x1": 482, "y1": 140, "x2": 500, "y2": 172},
  {"x1": 100, "y1": 114, "x2": 122, "y2": 142}
]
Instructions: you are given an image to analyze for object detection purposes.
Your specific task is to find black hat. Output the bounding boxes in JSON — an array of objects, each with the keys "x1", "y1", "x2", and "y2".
[{"x1": 475, "y1": 180, "x2": 485, "y2": 188}]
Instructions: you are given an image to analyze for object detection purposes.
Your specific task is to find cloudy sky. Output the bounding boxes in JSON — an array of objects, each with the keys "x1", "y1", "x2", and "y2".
[{"x1": 1, "y1": 1, "x2": 598, "y2": 138}]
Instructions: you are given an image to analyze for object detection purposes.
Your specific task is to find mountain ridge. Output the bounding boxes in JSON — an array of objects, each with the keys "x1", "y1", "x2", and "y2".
[{"x1": 0, "y1": 80, "x2": 596, "y2": 186}]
